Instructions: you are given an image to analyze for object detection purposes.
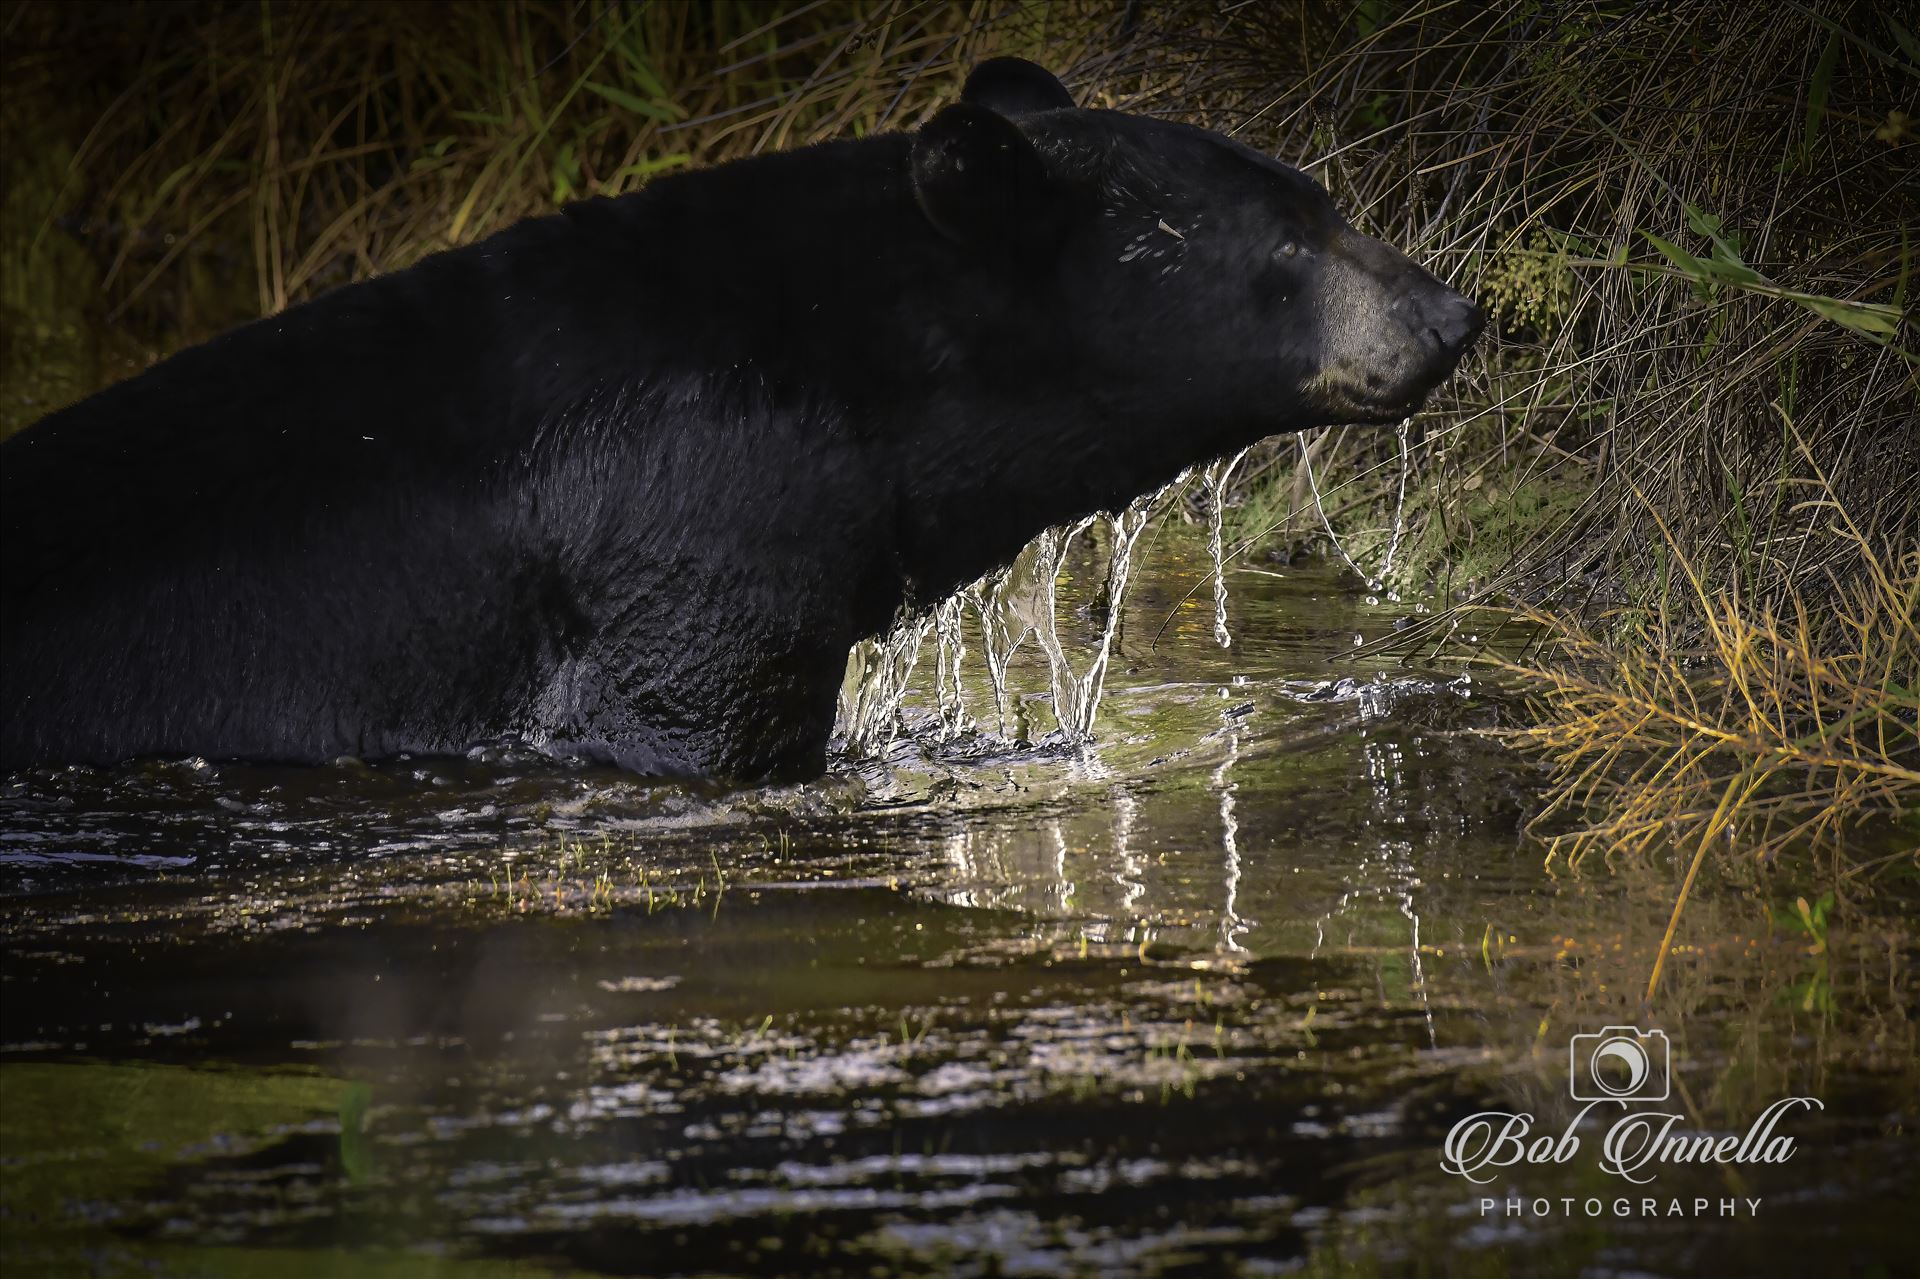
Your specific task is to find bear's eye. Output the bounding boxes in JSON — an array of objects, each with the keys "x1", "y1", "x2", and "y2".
[{"x1": 1275, "y1": 241, "x2": 1299, "y2": 260}]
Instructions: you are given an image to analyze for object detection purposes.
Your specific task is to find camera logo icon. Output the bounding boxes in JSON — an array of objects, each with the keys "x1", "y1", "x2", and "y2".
[{"x1": 1569, "y1": 1026, "x2": 1670, "y2": 1102}]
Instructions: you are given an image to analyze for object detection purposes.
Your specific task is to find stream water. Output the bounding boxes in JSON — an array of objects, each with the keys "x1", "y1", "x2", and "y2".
[{"x1": 2, "y1": 522, "x2": 1914, "y2": 1278}]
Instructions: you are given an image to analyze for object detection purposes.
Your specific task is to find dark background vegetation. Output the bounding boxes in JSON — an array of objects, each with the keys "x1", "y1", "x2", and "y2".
[{"x1": 1, "y1": 0, "x2": 1914, "y2": 865}]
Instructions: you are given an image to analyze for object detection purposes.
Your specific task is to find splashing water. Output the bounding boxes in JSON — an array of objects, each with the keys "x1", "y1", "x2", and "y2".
[
  {"x1": 932, "y1": 594, "x2": 969, "y2": 739},
  {"x1": 967, "y1": 568, "x2": 1020, "y2": 738},
  {"x1": 836, "y1": 481, "x2": 1172, "y2": 756},
  {"x1": 1027, "y1": 517, "x2": 1098, "y2": 739},
  {"x1": 836, "y1": 412, "x2": 1416, "y2": 758},
  {"x1": 1204, "y1": 448, "x2": 1252, "y2": 648},
  {"x1": 1034, "y1": 491, "x2": 1165, "y2": 741},
  {"x1": 837, "y1": 613, "x2": 932, "y2": 756}
]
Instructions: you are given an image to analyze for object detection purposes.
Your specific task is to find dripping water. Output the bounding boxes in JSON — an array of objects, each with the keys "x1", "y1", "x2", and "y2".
[
  {"x1": 968, "y1": 568, "x2": 1020, "y2": 739},
  {"x1": 1028, "y1": 517, "x2": 1096, "y2": 739},
  {"x1": 1377, "y1": 417, "x2": 1413, "y2": 597},
  {"x1": 1032, "y1": 492, "x2": 1163, "y2": 741},
  {"x1": 1301, "y1": 417, "x2": 1418, "y2": 600},
  {"x1": 837, "y1": 613, "x2": 932, "y2": 756},
  {"x1": 835, "y1": 481, "x2": 1171, "y2": 756},
  {"x1": 932, "y1": 593, "x2": 969, "y2": 739},
  {"x1": 1204, "y1": 447, "x2": 1252, "y2": 648}
]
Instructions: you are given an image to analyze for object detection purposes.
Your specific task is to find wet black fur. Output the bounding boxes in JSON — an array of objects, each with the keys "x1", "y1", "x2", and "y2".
[{"x1": 1, "y1": 60, "x2": 1479, "y2": 780}]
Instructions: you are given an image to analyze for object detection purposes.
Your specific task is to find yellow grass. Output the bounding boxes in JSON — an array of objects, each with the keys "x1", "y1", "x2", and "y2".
[{"x1": 1493, "y1": 438, "x2": 1918, "y2": 997}]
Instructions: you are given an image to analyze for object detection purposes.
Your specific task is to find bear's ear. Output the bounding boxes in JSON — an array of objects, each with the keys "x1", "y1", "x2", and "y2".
[
  {"x1": 961, "y1": 57, "x2": 1075, "y2": 116},
  {"x1": 911, "y1": 102, "x2": 1065, "y2": 249}
]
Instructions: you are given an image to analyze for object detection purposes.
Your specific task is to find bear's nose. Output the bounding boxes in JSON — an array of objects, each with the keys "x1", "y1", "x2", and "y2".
[{"x1": 1425, "y1": 290, "x2": 1484, "y2": 359}]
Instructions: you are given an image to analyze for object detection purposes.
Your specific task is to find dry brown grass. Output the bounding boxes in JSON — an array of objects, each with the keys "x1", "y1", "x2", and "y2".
[
  {"x1": 1492, "y1": 435, "x2": 1917, "y2": 997},
  {"x1": 1501, "y1": 490, "x2": 1917, "y2": 874}
]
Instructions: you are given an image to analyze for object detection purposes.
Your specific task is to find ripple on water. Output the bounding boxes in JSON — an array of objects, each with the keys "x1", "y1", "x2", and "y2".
[{"x1": 2, "y1": 550, "x2": 1914, "y2": 1277}]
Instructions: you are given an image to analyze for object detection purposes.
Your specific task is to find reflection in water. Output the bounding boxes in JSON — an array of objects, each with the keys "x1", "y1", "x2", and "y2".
[
  {"x1": 1048, "y1": 818, "x2": 1072, "y2": 920},
  {"x1": 1112, "y1": 784, "x2": 1144, "y2": 934},
  {"x1": 2, "y1": 535, "x2": 1914, "y2": 1278},
  {"x1": 1213, "y1": 728, "x2": 1251, "y2": 954},
  {"x1": 1367, "y1": 737, "x2": 1435, "y2": 1050},
  {"x1": 1203, "y1": 448, "x2": 1251, "y2": 649}
]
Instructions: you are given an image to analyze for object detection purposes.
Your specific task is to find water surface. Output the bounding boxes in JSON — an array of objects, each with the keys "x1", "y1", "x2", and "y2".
[{"x1": 3, "y1": 529, "x2": 1914, "y2": 1277}]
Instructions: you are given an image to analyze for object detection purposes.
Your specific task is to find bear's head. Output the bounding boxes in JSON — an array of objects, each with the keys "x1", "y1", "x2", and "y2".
[{"x1": 895, "y1": 58, "x2": 1481, "y2": 594}]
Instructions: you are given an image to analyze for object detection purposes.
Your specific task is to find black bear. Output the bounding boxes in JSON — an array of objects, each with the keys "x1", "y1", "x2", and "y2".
[{"x1": 0, "y1": 59, "x2": 1481, "y2": 782}]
